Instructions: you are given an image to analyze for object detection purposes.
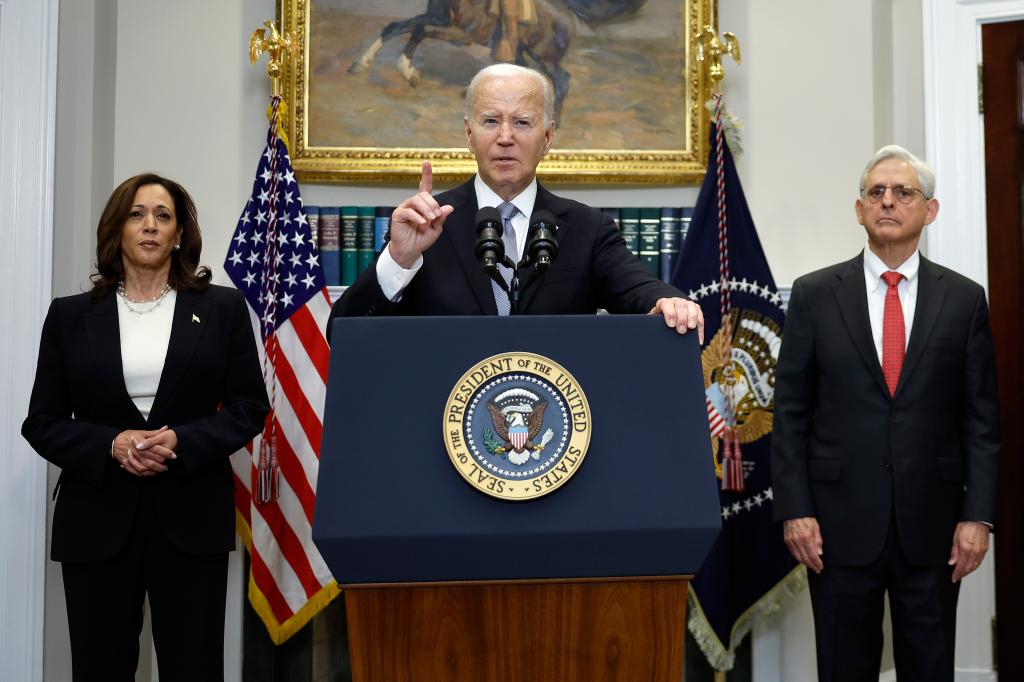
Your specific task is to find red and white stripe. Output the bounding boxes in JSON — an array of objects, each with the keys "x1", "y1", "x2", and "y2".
[
  {"x1": 231, "y1": 289, "x2": 339, "y2": 643},
  {"x1": 707, "y1": 398, "x2": 726, "y2": 438}
]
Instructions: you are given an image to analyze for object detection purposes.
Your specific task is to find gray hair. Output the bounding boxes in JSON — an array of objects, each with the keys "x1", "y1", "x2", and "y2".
[
  {"x1": 859, "y1": 144, "x2": 936, "y2": 199},
  {"x1": 464, "y1": 64, "x2": 555, "y2": 128}
]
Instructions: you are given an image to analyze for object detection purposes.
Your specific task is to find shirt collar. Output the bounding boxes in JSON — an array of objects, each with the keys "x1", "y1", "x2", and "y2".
[
  {"x1": 473, "y1": 175, "x2": 537, "y2": 220},
  {"x1": 863, "y1": 244, "x2": 920, "y2": 292}
]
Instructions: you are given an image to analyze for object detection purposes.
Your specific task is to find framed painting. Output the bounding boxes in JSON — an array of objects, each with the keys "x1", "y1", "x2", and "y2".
[{"x1": 281, "y1": 0, "x2": 714, "y2": 185}]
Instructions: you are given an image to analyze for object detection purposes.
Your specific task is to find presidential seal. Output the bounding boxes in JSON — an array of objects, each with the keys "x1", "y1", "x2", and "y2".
[
  {"x1": 443, "y1": 352, "x2": 591, "y2": 501},
  {"x1": 702, "y1": 307, "x2": 781, "y2": 488}
]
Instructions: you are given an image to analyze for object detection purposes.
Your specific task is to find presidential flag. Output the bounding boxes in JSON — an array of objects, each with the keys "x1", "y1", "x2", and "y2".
[
  {"x1": 224, "y1": 96, "x2": 340, "y2": 643},
  {"x1": 672, "y1": 97, "x2": 802, "y2": 670}
]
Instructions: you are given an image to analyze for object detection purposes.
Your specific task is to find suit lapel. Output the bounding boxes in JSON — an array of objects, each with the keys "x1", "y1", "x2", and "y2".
[
  {"x1": 519, "y1": 183, "x2": 570, "y2": 313},
  {"x1": 894, "y1": 257, "x2": 946, "y2": 399},
  {"x1": 84, "y1": 292, "x2": 134, "y2": 406},
  {"x1": 441, "y1": 181, "x2": 500, "y2": 314},
  {"x1": 149, "y1": 288, "x2": 209, "y2": 425},
  {"x1": 830, "y1": 254, "x2": 891, "y2": 399}
]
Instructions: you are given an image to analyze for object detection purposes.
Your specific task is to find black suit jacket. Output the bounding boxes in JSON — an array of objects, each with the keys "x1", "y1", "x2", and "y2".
[
  {"x1": 22, "y1": 285, "x2": 269, "y2": 563},
  {"x1": 772, "y1": 254, "x2": 1000, "y2": 566},
  {"x1": 328, "y1": 179, "x2": 682, "y2": 328}
]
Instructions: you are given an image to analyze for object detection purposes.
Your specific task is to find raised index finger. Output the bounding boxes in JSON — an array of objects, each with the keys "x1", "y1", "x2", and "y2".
[{"x1": 419, "y1": 160, "x2": 433, "y2": 195}]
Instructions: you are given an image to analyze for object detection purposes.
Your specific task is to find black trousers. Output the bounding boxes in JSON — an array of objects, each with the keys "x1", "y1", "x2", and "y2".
[
  {"x1": 807, "y1": 518, "x2": 960, "y2": 682},
  {"x1": 61, "y1": 493, "x2": 229, "y2": 682}
]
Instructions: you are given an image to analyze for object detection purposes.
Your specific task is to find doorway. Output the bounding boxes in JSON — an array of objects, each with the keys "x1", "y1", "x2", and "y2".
[{"x1": 981, "y1": 19, "x2": 1024, "y2": 680}]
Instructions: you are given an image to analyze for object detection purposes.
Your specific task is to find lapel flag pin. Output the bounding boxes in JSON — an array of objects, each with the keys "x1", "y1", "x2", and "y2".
[{"x1": 192, "y1": 314, "x2": 201, "y2": 324}]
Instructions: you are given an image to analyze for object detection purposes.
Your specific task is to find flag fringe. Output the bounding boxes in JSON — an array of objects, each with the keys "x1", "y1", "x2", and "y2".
[
  {"x1": 234, "y1": 509, "x2": 343, "y2": 645},
  {"x1": 686, "y1": 564, "x2": 807, "y2": 671},
  {"x1": 247, "y1": 569, "x2": 342, "y2": 646}
]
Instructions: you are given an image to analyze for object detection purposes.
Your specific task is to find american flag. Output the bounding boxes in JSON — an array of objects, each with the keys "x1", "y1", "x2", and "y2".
[{"x1": 224, "y1": 96, "x2": 340, "y2": 643}]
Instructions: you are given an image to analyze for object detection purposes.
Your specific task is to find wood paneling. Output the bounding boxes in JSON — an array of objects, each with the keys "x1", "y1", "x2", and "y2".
[{"x1": 344, "y1": 579, "x2": 688, "y2": 682}]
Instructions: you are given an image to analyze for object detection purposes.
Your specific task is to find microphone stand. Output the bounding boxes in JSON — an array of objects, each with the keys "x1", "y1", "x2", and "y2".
[
  {"x1": 485, "y1": 254, "x2": 521, "y2": 315},
  {"x1": 509, "y1": 267, "x2": 521, "y2": 315}
]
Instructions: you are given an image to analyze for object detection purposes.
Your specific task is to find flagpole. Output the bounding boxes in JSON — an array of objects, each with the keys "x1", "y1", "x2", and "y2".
[{"x1": 695, "y1": 24, "x2": 746, "y2": 682}]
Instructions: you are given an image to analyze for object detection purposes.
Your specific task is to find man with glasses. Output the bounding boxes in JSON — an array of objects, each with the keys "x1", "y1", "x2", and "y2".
[{"x1": 772, "y1": 145, "x2": 1000, "y2": 681}]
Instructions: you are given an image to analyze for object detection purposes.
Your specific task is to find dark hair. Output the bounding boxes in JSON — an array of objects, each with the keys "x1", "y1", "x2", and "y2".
[{"x1": 90, "y1": 172, "x2": 211, "y2": 300}]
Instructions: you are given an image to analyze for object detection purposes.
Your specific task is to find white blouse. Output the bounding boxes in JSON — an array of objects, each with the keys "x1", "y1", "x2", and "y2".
[{"x1": 116, "y1": 291, "x2": 176, "y2": 420}]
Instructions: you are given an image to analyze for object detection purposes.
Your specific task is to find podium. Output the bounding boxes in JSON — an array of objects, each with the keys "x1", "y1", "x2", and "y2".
[{"x1": 315, "y1": 315, "x2": 721, "y2": 681}]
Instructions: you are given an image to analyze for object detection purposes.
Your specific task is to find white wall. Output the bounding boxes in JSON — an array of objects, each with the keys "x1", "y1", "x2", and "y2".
[
  {"x1": 111, "y1": 0, "x2": 270, "y2": 287},
  {"x1": 45, "y1": 1, "x2": 996, "y2": 681}
]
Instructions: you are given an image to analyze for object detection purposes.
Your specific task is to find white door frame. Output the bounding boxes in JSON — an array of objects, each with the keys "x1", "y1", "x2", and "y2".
[
  {"x1": 920, "y1": 0, "x2": 1016, "y2": 679},
  {"x1": 0, "y1": 0, "x2": 59, "y2": 680}
]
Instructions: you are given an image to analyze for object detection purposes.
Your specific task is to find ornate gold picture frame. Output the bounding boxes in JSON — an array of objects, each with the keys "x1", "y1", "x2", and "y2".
[{"x1": 281, "y1": 0, "x2": 713, "y2": 185}]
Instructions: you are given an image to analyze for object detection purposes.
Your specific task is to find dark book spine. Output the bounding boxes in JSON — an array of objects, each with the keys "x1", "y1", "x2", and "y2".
[
  {"x1": 340, "y1": 206, "x2": 359, "y2": 286},
  {"x1": 319, "y1": 207, "x2": 341, "y2": 286},
  {"x1": 660, "y1": 207, "x2": 681, "y2": 283},
  {"x1": 374, "y1": 206, "x2": 392, "y2": 254},
  {"x1": 357, "y1": 206, "x2": 375, "y2": 274},
  {"x1": 679, "y1": 206, "x2": 695, "y2": 259},
  {"x1": 618, "y1": 208, "x2": 640, "y2": 257},
  {"x1": 639, "y1": 208, "x2": 660, "y2": 277},
  {"x1": 305, "y1": 206, "x2": 320, "y2": 251}
]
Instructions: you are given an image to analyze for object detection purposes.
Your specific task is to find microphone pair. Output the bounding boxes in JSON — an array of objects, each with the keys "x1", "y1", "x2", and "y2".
[{"x1": 474, "y1": 207, "x2": 559, "y2": 275}]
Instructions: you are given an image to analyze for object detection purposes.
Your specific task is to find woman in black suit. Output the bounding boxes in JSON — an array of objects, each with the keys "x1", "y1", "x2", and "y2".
[{"x1": 22, "y1": 173, "x2": 269, "y2": 681}]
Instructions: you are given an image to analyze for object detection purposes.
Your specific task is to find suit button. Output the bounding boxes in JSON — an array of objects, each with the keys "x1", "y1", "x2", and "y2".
[{"x1": 883, "y1": 459, "x2": 892, "y2": 469}]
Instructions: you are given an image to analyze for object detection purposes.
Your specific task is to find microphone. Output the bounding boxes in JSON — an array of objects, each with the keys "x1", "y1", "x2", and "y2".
[
  {"x1": 474, "y1": 206, "x2": 504, "y2": 274},
  {"x1": 525, "y1": 210, "x2": 559, "y2": 273}
]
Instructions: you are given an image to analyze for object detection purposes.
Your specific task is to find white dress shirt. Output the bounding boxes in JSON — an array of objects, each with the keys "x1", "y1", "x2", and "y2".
[
  {"x1": 863, "y1": 245, "x2": 918, "y2": 364},
  {"x1": 374, "y1": 176, "x2": 538, "y2": 301}
]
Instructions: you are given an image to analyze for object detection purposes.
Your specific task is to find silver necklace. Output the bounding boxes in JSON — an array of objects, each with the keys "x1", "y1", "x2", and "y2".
[{"x1": 117, "y1": 281, "x2": 172, "y2": 315}]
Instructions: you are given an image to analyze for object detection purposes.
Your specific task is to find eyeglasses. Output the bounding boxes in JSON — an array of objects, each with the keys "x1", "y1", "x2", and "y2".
[{"x1": 860, "y1": 184, "x2": 929, "y2": 205}]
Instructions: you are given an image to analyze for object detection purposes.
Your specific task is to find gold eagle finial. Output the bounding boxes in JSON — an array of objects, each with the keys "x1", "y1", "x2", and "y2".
[
  {"x1": 248, "y1": 19, "x2": 296, "y2": 97},
  {"x1": 695, "y1": 26, "x2": 742, "y2": 91}
]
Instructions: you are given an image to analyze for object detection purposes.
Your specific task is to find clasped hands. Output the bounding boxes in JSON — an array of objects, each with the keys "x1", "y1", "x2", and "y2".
[
  {"x1": 112, "y1": 425, "x2": 178, "y2": 477},
  {"x1": 783, "y1": 516, "x2": 990, "y2": 582}
]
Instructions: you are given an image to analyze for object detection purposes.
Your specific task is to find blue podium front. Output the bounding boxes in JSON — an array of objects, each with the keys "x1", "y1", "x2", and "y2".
[{"x1": 314, "y1": 315, "x2": 721, "y2": 585}]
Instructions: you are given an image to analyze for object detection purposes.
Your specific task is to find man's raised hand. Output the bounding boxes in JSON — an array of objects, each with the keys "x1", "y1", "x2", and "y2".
[{"x1": 387, "y1": 161, "x2": 455, "y2": 269}]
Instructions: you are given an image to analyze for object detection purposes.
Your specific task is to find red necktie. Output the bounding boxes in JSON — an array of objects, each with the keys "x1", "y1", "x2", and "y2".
[{"x1": 881, "y1": 271, "x2": 905, "y2": 396}]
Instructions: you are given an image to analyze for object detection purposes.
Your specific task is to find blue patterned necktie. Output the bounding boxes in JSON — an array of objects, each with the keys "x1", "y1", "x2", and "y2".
[{"x1": 492, "y1": 202, "x2": 519, "y2": 316}]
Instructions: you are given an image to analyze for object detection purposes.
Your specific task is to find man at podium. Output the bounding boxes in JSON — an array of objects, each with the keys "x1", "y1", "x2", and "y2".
[{"x1": 327, "y1": 63, "x2": 703, "y2": 342}]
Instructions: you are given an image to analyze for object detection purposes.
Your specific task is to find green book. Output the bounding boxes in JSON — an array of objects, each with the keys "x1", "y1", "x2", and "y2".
[
  {"x1": 639, "y1": 208, "x2": 661, "y2": 278},
  {"x1": 357, "y1": 206, "x2": 375, "y2": 274},
  {"x1": 618, "y1": 207, "x2": 640, "y2": 257},
  {"x1": 340, "y1": 206, "x2": 359, "y2": 286}
]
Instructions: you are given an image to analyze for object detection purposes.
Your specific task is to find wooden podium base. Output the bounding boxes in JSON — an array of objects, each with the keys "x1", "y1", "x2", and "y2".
[{"x1": 344, "y1": 577, "x2": 689, "y2": 682}]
